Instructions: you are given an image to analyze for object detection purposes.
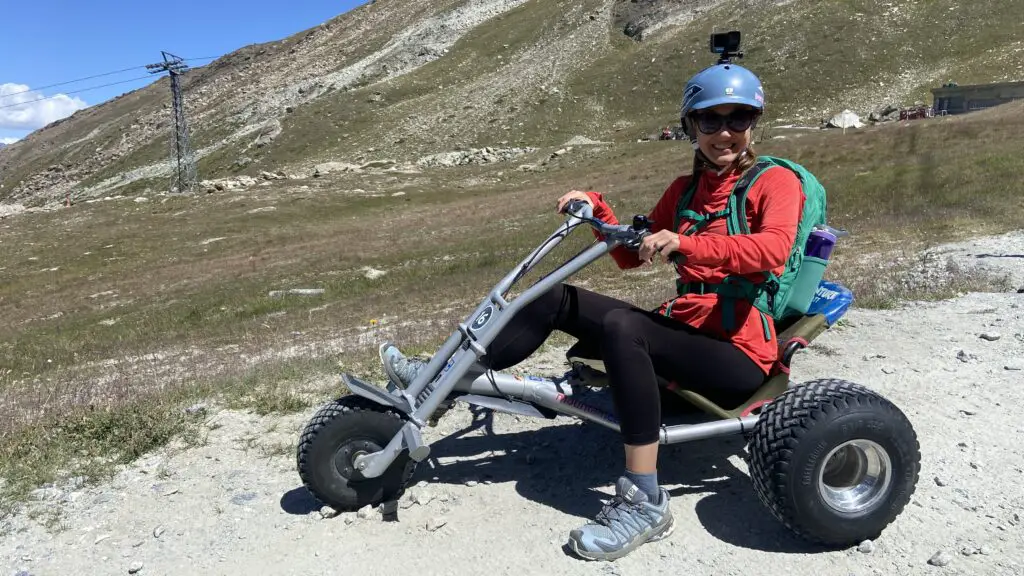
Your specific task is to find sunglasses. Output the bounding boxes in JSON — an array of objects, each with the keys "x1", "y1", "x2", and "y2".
[{"x1": 692, "y1": 109, "x2": 759, "y2": 135}]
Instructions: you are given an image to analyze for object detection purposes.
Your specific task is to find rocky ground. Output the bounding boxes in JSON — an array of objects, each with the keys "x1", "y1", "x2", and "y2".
[{"x1": 2, "y1": 234, "x2": 1023, "y2": 576}]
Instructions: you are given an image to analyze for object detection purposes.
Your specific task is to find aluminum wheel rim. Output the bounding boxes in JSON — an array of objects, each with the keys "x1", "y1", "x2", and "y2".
[
  {"x1": 818, "y1": 439, "x2": 892, "y2": 514},
  {"x1": 334, "y1": 440, "x2": 379, "y2": 479}
]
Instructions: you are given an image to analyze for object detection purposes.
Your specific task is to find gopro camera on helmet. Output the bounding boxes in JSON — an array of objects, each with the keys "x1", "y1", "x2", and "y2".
[
  {"x1": 709, "y1": 30, "x2": 743, "y2": 64},
  {"x1": 678, "y1": 29, "x2": 761, "y2": 142}
]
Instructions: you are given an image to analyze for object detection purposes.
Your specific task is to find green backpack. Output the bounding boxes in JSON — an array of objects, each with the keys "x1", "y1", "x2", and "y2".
[{"x1": 670, "y1": 155, "x2": 828, "y2": 339}]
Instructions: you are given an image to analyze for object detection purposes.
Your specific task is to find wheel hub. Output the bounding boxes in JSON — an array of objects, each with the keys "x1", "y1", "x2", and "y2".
[
  {"x1": 333, "y1": 439, "x2": 380, "y2": 479},
  {"x1": 818, "y1": 439, "x2": 892, "y2": 514}
]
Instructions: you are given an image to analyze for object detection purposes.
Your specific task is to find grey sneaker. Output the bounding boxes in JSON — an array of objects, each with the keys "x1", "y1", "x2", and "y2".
[
  {"x1": 378, "y1": 341, "x2": 427, "y2": 389},
  {"x1": 567, "y1": 477, "x2": 674, "y2": 561}
]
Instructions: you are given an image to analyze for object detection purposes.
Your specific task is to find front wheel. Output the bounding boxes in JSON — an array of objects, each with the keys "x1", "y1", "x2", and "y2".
[
  {"x1": 297, "y1": 395, "x2": 418, "y2": 511},
  {"x1": 746, "y1": 379, "x2": 921, "y2": 547}
]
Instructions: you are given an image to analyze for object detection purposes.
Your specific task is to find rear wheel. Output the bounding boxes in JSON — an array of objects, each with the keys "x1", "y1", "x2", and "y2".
[
  {"x1": 747, "y1": 379, "x2": 920, "y2": 547},
  {"x1": 296, "y1": 396, "x2": 417, "y2": 511}
]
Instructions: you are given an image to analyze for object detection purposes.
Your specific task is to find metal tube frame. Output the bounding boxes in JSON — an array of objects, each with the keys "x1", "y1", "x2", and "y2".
[{"x1": 350, "y1": 203, "x2": 759, "y2": 479}]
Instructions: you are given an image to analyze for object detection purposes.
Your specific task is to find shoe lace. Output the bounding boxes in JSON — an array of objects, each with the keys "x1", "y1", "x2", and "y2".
[{"x1": 594, "y1": 495, "x2": 653, "y2": 533}]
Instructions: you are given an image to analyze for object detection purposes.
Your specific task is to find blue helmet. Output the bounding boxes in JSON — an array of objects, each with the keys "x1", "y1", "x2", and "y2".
[{"x1": 679, "y1": 62, "x2": 765, "y2": 120}]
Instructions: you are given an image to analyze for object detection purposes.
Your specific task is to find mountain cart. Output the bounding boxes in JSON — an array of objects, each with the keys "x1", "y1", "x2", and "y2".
[{"x1": 296, "y1": 199, "x2": 922, "y2": 548}]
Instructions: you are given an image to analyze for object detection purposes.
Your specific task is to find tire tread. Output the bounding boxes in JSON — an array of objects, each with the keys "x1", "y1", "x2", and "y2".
[
  {"x1": 296, "y1": 395, "x2": 417, "y2": 510},
  {"x1": 747, "y1": 379, "x2": 921, "y2": 546}
]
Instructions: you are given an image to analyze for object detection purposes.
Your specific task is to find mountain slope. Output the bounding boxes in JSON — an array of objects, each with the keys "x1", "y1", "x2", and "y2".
[{"x1": 1, "y1": 0, "x2": 1021, "y2": 206}]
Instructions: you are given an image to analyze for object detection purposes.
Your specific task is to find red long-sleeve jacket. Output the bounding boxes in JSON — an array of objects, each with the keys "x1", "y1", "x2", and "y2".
[{"x1": 587, "y1": 165, "x2": 804, "y2": 375}]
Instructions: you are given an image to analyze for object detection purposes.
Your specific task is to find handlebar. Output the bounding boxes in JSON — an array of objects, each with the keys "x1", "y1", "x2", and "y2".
[
  {"x1": 562, "y1": 199, "x2": 594, "y2": 221},
  {"x1": 495, "y1": 197, "x2": 654, "y2": 301},
  {"x1": 560, "y1": 199, "x2": 651, "y2": 250}
]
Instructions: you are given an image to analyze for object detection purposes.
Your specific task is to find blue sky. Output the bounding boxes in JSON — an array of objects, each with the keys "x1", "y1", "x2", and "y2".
[{"x1": 0, "y1": 0, "x2": 368, "y2": 143}]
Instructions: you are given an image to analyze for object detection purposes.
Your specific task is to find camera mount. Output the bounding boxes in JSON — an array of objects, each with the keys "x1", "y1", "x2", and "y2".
[{"x1": 710, "y1": 30, "x2": 744, "y2": 64}]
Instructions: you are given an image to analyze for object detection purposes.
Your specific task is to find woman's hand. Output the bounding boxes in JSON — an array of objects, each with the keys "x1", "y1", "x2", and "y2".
[
  {"x1": 555, "y1": 190, "x2": 594, "y2": 214},
  {"x1": 638, "y1": 229, "x2": 681, "y2": 264}
]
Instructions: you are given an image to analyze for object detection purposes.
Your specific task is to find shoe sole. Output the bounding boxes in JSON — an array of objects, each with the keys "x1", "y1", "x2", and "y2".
[{"x1": 567, "y1": 515, "x2": 675, "y2": 562}]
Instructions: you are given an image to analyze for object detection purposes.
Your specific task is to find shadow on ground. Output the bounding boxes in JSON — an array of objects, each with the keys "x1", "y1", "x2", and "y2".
[
  {"x1": 280, "y1": 398, "x2": 829, "y2": 554},
  {"x1": 280, "y1": 486, "x2": 321, "y2": 515}
]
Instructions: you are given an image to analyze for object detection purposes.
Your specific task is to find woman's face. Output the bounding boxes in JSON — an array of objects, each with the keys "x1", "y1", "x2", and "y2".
[{"x1": 693, "y1": 104, "x2": 758, "y2": 167}]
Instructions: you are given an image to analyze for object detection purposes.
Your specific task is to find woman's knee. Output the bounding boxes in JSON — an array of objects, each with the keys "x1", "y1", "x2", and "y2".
[{"x1": 601, "y1": 308, "x2": 647, "y2": 348}]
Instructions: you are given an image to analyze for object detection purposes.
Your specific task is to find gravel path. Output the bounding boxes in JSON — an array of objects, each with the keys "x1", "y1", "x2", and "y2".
[{"x1": 3, "y1": 234, "x2": 1023, "y2": 576}]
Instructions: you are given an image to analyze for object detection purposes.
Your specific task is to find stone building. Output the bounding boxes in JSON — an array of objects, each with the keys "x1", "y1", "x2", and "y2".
[{"x1": 931, "y1": 80, "x2": 1024, "y2": 115}]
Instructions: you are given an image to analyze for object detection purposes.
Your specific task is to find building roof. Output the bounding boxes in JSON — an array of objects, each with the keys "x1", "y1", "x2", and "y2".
[{"x1": 932, "y1": 79, "x2": 1024, "y2": 95}]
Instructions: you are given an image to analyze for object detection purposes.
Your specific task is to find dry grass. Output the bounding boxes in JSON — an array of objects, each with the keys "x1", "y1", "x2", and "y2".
[{"x1": 1, "y1": 101, "x2": 1023, "y2": 513}]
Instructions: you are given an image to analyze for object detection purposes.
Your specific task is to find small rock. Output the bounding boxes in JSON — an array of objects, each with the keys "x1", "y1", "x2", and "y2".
[
  {"x1": 979, "y1": 332, "x2": 1001, "y2": 341},
  {"x1": 881, "y1": 367, "x2": 896, "y2": 374},
  {"x1": 928, "y1": 550, "x2": 952, "y2": 567},
  {"x1": 960, "y1": 546, "x2": 978, "y2": 556},
  {"x1": 1005, "y1": 363, "x2": 1022, "y2": 371},
  {"x1": 362, "y1": 267, "x2": 386, "y2": 280},
  {"x1": 357, "y1": 504, "x2": 374, "y2": 519},
  {"x1": 978, "y1": 544, "x2": 992, "y2": 555},
  {"x1": 934, "y1": 476, "x2": 948, "y2": 487},
  {"x1": 960, "y1": 409, "x2": 977, "y2": 416},
  {"x1": 956, "y1": 350, "x2": 976, "y2": 363},
  {"x1": 343, "y1": 514, "x2": 356, "y2": 525},
  {"x1": 128, "y1": 561, "x2": 144, "y2": 574},
  {"x1": 412, "y1": 489, "x2": 435, "y2": 506},
  {"x1": 380, "y1": 500, "x2": 399, "y2": 522},
  {"x1": 230, "y1": 491, "x2": 257, "y2": 505},
  {"x1": 132, "y1": 539, "x2": 145, "y2": 548},
  {"x1": 426, "y1": 516, "x2": 448, "y2": 532},
  {"x1": 95, "y1": 534, "x2": 112, "y2": 544},
  {"x1": 465, "y1": 480, "x2": 478, "y2": 487},
  {"x1": 970, "y1": 462, "x2": 982, "y2": 470},
  {"x1": 319, "y1": 505, "x2": 339, "y2": 519},
  {"x1": 153, "y1": 525, "x2": 165, "y2": 538},
  {"x1": 857, "y1": 539, "x2": 875, "y2": 553}
]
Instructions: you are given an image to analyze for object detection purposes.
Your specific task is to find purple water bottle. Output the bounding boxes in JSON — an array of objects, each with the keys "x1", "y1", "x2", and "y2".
[{"x1": 805, "y1": 227, "x2": 837, "y2": 260}]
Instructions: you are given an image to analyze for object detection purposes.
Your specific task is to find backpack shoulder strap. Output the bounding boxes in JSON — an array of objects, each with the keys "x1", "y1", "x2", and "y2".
[
  {"x1": 672, "y1": 174, "x2": 700, "y2": 232},
  {"x1": 725, "y1": 157, "x2": 778, "y2": 235}
]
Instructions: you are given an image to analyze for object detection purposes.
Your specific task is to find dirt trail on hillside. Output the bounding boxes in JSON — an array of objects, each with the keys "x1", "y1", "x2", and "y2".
[{"x1": 3, "y1": 233, "x2": 1023, "y2": 576}]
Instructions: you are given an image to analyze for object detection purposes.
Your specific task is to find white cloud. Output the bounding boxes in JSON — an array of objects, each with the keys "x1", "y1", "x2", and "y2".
[
  {"x1": 0, "y1": 137, "x2": 18, "y2": 145},
  {"x1": 0, "y1": 83, "x2": 88, "y2": 131}
]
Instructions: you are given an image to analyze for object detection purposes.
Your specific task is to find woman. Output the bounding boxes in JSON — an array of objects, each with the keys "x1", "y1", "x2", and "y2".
[{"x1": 380, "y1": 62, "x2": 804, "y2": 561}]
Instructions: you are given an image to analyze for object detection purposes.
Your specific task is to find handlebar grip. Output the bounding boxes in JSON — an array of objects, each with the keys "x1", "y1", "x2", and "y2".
[{"x1": 564, "y1": 199, "x2": 593, "y2": 220}]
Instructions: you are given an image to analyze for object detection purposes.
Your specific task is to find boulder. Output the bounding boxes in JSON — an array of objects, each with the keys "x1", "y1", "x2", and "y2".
[
  {"x1": 826, "y1": 109, "x2": 864, "y2": 129},
  {"x1": 313, "y1": 162, "x2": 362, "y2": 177},
  {"x1": 253, "y1": 119, "x2": 282, "y2": 148}
]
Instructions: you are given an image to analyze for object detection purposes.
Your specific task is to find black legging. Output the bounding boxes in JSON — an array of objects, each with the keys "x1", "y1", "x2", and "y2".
[{"x1": 482, "y1": 283, "x2": 765, "y2": 445}]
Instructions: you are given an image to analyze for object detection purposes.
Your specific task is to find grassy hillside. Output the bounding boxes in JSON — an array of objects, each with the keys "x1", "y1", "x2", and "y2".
[{"x1": 2, "y1": 0, "x2": 1022, "y2": 206}]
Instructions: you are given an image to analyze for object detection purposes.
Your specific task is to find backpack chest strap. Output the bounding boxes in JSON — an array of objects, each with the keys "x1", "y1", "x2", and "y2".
[{"x1": 678, "y1": 208, "x2": 732, "y2": 236}]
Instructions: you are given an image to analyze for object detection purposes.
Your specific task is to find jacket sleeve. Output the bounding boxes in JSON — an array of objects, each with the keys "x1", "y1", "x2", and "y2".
[
  {"x1": 675, "y1": 167, "x2": 804, "y2": 274},
  {"x1": 585, "y1": 177, "x2": 688, "y2": 270}
]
